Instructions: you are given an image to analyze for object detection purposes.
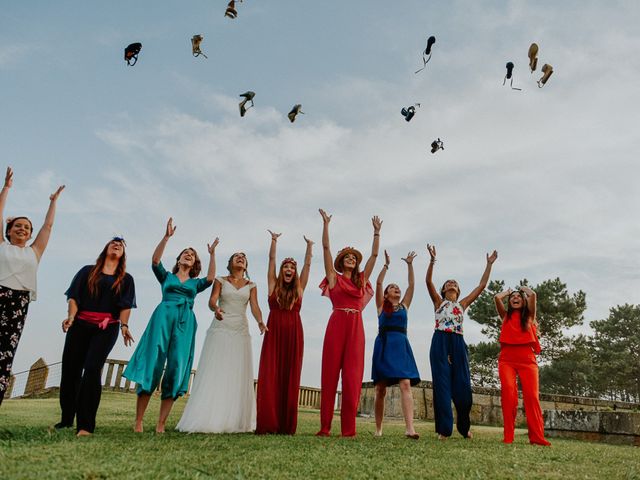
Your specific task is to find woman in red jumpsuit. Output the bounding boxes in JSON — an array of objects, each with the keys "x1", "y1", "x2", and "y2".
[
  {"x1": 495, "y1": 286, "x2": 551, "y2": 445},
  {"x1": 316, "y1": 208, "x2": 381, "y2": 437}
]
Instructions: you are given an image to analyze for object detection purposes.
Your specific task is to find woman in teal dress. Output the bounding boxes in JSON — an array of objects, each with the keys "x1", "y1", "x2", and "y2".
[{"x1": 124, "y1": 218, "x2": 218, "y2": 433}]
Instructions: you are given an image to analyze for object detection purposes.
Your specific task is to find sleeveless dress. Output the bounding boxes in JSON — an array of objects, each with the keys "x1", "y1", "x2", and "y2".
[
  {"x1": 256, "y1": 293, "x2": 304, "y2": 434},
  {"x1": 177, "y1": 276, "x2": 256, "y2": 433},
  {"x1": 371, "y1": 305, "x2": 420, "y2": 386},
  {"x1": 124, "y1": 262, "x2": 210, "y2": 399}
]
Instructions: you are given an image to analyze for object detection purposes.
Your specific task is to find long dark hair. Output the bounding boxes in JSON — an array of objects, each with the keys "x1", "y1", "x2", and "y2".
[
  {"x1": 274, "y1": 260, "x2": 300, "y2": 310},
  {"x1": 507, "y1": 291, "x2": 531, "y2": 331},
  {"x1": 88, "y1": 239, "x2": 127, "y2": 298},
  {"x1": 172, "y1": 248, "x2": 202, "y2": 278}
]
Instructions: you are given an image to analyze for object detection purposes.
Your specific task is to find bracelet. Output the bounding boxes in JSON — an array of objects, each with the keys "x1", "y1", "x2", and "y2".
[
  {"x1": 383, "y1": 264, "x2": 389, "y2": 269},
  {"x1": 373, "y1": 233, "x2": 380, "y2": 237},
  {"x1": 120, "y1": 324, "x2": 129, "y2": 330}
]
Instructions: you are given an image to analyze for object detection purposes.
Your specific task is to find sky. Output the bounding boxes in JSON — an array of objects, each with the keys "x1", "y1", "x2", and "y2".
[{"x1": 2, "y1": 0, "x2": 640, "y2": 390}]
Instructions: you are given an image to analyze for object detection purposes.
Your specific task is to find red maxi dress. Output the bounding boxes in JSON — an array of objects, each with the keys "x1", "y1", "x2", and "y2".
[
  {"x1": 498, "y1": 310, "x2": 551, "y2": 445},
  {"x1": 256, "y1": 293, "x2": 304, "y2": 434},
  {"x1": 318, "y1": 273, "x2": 373, "y2": 437}
]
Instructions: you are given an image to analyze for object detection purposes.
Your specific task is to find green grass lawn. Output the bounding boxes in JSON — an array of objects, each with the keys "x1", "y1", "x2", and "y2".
[{"x1": 1, "y1": 392, "x2": 638, "y2": 480}]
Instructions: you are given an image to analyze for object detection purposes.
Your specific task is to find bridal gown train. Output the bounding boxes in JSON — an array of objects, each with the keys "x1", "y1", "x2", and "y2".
[{"x1": 176, "y1": 276, "x2": 256, "y2": 433}]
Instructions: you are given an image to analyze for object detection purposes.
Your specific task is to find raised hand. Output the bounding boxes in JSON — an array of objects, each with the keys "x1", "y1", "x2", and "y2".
[
  {"x1": 427, "y1": 244, "x2": 436, "y2": 261},
  {"x1": 487, "y1": 250, "x2": 498, "y2": 264},
  {"x1": 402, "y1": 251, "x2": 417, "y2": 264},
  {"x1": 49, "y1": 185, "x2": 65, "y2": 201},
  {"x1": 165, "y1": 217, "x2": 177, "y2": 238},
  {"x1": 207, "y1": 237, "x2": 220, "y2": 255},
  {"x1": 4, "y1": 167, "x2": 13, "y2": 189},
  {"x1": 372, "y1": 215, "x2": 383, "y2": 233},
  {"x1": 268, "y1": 230, "x2": 282, "y2": 241},
  {"x1": 384, "y1": 249, "x2": 390, "y2": 266},
  {"x1": 304, "y1": 235, "x2": 314, "y2": 246},
  {"x1": 319, "y1": 209, "x2": 332, "y2": 224}
]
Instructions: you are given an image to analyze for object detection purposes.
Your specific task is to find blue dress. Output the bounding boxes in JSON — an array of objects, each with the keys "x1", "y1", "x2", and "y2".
[
  {"x1": 124, "y1": 262, "x2": 211, "y2": 400},
  {"x1": 371, "y1": 305, "x2": 420, "y2": 386}
]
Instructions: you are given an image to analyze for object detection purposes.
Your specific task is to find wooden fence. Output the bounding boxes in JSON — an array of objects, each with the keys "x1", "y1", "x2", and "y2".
[{"x1": 9, "y1": 357, "x2": 336, "y2": 410}]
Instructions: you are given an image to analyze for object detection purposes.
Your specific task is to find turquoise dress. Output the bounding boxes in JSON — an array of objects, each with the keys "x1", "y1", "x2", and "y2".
[{"x1": 124, "y1": 262, "x2": 211, "y2": 399}]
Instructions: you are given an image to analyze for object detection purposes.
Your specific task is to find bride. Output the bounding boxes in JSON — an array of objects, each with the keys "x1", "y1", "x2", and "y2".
[{"x1": 177, "y1": 252, "x2": 267, "y2": 433}]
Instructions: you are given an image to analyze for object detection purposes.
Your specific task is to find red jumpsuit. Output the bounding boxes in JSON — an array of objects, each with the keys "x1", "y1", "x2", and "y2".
[
  {"x1": 498, "y1": 310, "x2": 551, "y2": 445},
  {"x1": 318, "y1": 273, "x2": 373, "y2": 437}
]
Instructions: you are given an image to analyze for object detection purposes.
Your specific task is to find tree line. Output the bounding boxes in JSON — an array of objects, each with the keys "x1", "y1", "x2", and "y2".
[{"x1": 467, "y1": 278, "x2": 640, "y2": 403}]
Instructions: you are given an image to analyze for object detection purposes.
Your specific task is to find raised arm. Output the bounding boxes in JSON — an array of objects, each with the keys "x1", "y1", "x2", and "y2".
[
  {"x1": 460, "y1": 250, "x2": 498, "y2": 310},
  {"x1": 0, "y1": 167, "x2": 13, "y2": 243},
  {"x1": 152, "y1": 218, "x2": 176, "y2": 266},
  {"x1": 249, "y1": 287, "x2": 268, "y2": 335},
  {"x1": 205, "y1": 237, "x2": 219, "y2": 283},
  {"x1": 299, "y1": 235, "x2": 314, "y2": 292},
  {"x1": 31, "y1": 185, "x2": 65, "y2": 259},
  {"x1": 362, "y1": 215, "x2": 382, "y2": 282},
  {"x1": 267, "y1": 230, "x2": 281, "y2": 295},
  {"x1": 494, "y1": 288, "x2": 512, "y2": 320},
  {"x1": 519, "y1": 285, "x2": 537, "y2": 324},
  {"x1": 401, "y1": 251, "x2": 417, "y2": 309},
  {"x1": 425, "y1": 244, "x2": 442, "y2": 309},
  {"x1": 319, "y1": 209, "x2": 337, "y2": 288},
  {"x1": 375, "y1": 250, "x2": 390, "y2": 312}
]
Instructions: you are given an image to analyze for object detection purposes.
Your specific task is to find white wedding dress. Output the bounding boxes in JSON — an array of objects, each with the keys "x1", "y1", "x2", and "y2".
[{"x1": 177, "y1": 277, "x2": 256, "y2": 433}]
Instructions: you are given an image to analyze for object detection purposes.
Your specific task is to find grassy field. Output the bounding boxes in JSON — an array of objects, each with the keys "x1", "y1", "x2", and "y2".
[{"x1": 0, "y1": 392, "x2": 638, "y2": 480}]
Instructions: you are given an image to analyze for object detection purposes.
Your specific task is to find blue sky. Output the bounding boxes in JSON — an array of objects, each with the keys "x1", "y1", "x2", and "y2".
[{"x1": 3, "y1": 1, "x2": 640, "y2": 388}]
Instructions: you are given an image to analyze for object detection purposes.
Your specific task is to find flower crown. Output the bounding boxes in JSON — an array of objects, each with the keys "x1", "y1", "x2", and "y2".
[{"x1": 281, "y1": 257, "x2": 297, "y2": 267}]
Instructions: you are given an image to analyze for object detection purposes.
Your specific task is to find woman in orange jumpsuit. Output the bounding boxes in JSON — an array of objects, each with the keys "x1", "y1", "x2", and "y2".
[
  {"x1": 316, "y1": 208, "x2": 381, "y2": 437},
  {"x1": 495, "y1": 286, "x2": 551, "y2": 445}
]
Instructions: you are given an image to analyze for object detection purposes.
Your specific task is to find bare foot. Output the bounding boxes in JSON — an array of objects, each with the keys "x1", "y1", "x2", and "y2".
[
  {"x1": 155, "y1": 424, "x2": 165, "y2": 434},
  {"x1": 405, "y1": 432, "x2": 420, "y2": 440},
  {"x1": 76, "y1": 430, "x2": 92, "y2": 437},
  {"x1": 374, "y1": 431, "x2": 383, "y2": 437},
  {"x1": 465, "y1": 431, "x2": 473, "y2": 439},
  {"x1": 134, "y1": 422, "x2": 143, "y2": 433},
  {"x1": 438, "y1": 434, "x2": 448, "y2": 441}
]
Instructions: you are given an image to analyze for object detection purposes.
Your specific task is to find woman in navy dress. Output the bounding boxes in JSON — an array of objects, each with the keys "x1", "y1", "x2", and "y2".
[{"x1": 371, "y1": 250, "x2": 420, "y2": 438}]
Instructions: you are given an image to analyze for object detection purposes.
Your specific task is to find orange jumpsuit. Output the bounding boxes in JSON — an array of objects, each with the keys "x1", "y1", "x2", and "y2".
[{"x1": 498, "y1": 310, "x2": 551, "y2": 445}]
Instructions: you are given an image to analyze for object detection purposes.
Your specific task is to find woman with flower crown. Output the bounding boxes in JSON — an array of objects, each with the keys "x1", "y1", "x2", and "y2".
[
  {"x1": 255, "y1": 231, "x2": 313, "y2": 435},
  {"x1": 316, "y1": 209, "x2": 381, "y2": 437}
]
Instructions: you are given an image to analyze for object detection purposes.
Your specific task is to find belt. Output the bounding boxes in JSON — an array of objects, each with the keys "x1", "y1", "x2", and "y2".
[
  {"x1": 333, "y1": 308, "x2": 361, "y2": 314},
  {"x1": 378, "y1": 325, "x2": 407, "y2": 357},
  {"x1": 162, "y1": 297, "x2": 195, "y2": 332}
]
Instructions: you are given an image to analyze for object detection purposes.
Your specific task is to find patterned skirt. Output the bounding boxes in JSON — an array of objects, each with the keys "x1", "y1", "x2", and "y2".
[{"x1": 0, "y1": 285, "x2": 31, "y2": 404}]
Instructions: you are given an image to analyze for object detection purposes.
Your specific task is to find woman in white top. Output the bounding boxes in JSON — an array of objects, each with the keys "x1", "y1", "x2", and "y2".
[
  {"x1": 177, "y1": 252, "x2": 267, "y2": 433},
  {"x1": 0, "y1": 166, "x2": 64, "y2": 405},
  {"x1": 425, "y1": 244, "x2": 497, "y2": 440}
]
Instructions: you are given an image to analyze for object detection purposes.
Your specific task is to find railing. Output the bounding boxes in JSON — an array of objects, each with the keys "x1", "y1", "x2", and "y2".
[{"x1": 8, "y1": 358, "x2": 340, "y2": 410}]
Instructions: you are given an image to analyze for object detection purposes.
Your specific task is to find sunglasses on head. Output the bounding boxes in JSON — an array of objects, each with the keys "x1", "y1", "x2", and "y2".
[{"x1": 111, "y1": 236, "x2": 127, "y2": 246}]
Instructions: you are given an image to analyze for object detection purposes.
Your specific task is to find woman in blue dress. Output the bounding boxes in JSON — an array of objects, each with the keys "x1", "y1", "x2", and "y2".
[
  {"x1": 124, "y1": 218, "x2": 218, "y2": 433},
  {"x1": 371, "y1": 250, "x2": 420, "y2": 439}
]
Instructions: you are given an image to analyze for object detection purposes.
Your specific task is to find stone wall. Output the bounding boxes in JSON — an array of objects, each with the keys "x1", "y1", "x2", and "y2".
[{"x1": 358, "y1": 381, "x2": 639, "y2": 428}]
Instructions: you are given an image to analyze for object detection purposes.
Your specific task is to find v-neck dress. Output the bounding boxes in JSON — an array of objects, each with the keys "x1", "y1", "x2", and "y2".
[
  {"x1": 124, "y1": 262, "x2": 211, "y2": 400},
  {"x1": 177, "y1": 276, "x2": 257, "y2": 433}
]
